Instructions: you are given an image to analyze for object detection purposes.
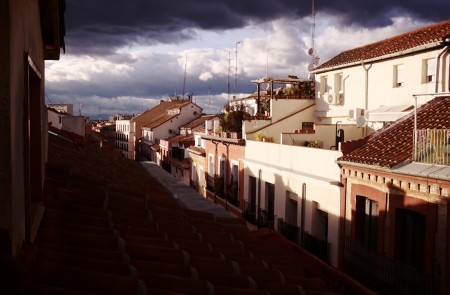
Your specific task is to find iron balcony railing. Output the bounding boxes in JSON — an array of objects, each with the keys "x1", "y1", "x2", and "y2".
[
  {"x1": 413, "y1": 129, "x2": 449, "y2": 165},
  {"x1": 344, "y1": 237, "x2": 432, "y2": 295},
  {"x1": 277, "y1": 218, "x2": 299, "y2": 244},
  {"x1": 206, "y1": 175, "x2": 214, "y2": 191}
]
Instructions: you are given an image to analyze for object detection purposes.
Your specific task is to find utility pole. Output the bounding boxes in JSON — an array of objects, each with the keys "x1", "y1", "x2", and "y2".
[{"x1": 234, "y1": 41, "x2": 242, "y2": 99}]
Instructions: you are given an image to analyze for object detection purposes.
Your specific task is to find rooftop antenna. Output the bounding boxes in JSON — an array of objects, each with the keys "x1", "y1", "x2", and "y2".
[
  {"x1": 208, "y1": 86, "x2": 211, "y2": 114},
  {"x1": 225, "y1": 50, "x2": 231, "y2": 101},
  {"x1": 234, "y1": 41, "x2": 242, "y2": 99},
  {"x1": 182, "y1": 52, "x2": 187, "y2": 100},
  {"x1": 307, "y1": 0, "x2": 319, "y2": 76}
]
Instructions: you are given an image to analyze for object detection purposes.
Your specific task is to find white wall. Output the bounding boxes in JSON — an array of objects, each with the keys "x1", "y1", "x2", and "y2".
[
  {"x1": 61, "y1": 116, "x2": 85, "y2": 138},
  {"x1": 242, "y1": 140, "x2": 342, "y2": 267},
  {"x1": 314, "y1": 48, "x2": 449, "y2": 127},
  {"x1": 245, "y1": 100, "x2": 315, "y2": 143}
]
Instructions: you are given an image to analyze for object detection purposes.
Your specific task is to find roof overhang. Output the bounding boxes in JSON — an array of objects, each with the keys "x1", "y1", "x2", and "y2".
[
  {"x1": 40, "y1": 0, "x2": 66, "y2": 60},
  {"x1": 251, "y1": 77, "x2": 310, "y2": 85},
  {"x1": 201, "y1": 135, "x2": 245, "y2": 145},
  {"x1": 312, "y1": 42, "x2": 443, "y2": 74}
]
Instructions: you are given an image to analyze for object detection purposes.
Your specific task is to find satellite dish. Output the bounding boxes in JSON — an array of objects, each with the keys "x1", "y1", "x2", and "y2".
[
  {"x1": 307, "y1": 63, "x2": 315, "y2": 72},
  {"x1": 308, "y1": 48, "x2": 316, "y2": 56},
  {"x1": 356, "y1": 116, "x2": 367, "y2": 128},
  {"x1": 262, "y1": 82, "x2": 270, "y2": 90}
]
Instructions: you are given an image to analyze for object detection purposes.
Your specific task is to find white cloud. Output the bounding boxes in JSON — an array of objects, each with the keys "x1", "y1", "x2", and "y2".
[
  {"x1": 45, "y1": 15, "x2": 434, "y2": 117},
  {"x1": 199, "y1": 71, "x2": 213, "y2": 81}
]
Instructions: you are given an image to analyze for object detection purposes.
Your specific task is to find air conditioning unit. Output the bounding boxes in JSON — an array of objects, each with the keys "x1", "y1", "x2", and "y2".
[
  {"x1": 336, "y1": 93, "x2": 344, "y2": 105},
  {"x1": 349, "y1": 108, "x2": 364, "y2": 120},
  {"x1": 327, "y1": 94, "x2": 334, "y2": 104}
]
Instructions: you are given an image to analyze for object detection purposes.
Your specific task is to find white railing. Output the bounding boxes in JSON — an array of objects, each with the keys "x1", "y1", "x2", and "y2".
[{"x1": 413, "y1": 129, "x2": 449, "y2": 165}]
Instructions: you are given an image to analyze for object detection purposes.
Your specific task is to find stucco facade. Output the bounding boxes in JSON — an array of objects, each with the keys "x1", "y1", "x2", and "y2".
[
  {"x1": 0, "y1": 0, "x2": 64, "y2": 256},
  {"x1": 242, "y1": 140, "x2": 343, "y2": 267}
]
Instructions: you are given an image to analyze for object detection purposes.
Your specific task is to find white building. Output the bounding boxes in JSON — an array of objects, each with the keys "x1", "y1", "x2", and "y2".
[
  {"x1": 48, "y1": 107, "x2": 85, "y2": 138},
  {"x1": 241, "y1": 20, "x2": 450, "y2": 268},
  {"x1": 139, "y1": 99, "x2": 202, "y2": 161},
  {"x1": 311, "y1": 20, "x2": 450, "y2": 134},
  {"x1": 115, "y1": 119, "x2": 134, "y2": 158}
]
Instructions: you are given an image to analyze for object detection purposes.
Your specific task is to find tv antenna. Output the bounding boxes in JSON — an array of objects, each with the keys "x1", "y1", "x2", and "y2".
[
  {"x1": 234, "y1": 41, "x2": 242, "y2": 99},
  {"x1": 182, "y1": 52, "x2": 187, "y2": 99},
  {"x1": 208, "y1": 86, "x2": 211, "y2": 114},
  {"x1": 308, "y1": 0, "x2": 320, "y2": 74}
]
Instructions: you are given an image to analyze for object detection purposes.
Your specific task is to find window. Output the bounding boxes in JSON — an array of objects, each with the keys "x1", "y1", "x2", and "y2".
[
  {"x1": 285, "y1": 191, "x2": 298, "y2": 226},
  {"x1": 320, "y1": 75, "x2": 328, "y2": 94},
  {"x1": 208, "y1": 154, "x2": 214, "y2": 176},
  {"x1": 335, "y1": 73, "x2": 344, "y2": 93},
  {"x1": 355, "y1": 196, "x2": 379, "y2": 251},
  {"x1": 24, "y1": 54, "x2": 43, "y2": 243},
  {"x1": 423, "y1": 59, "x2": 435, "y2": 83},
  {"x1": 395, "y1": 209, "x2": 425, "y2": 271},
  {"x1": 219, "y1": 157, "x2": 226, "y2": 178},
  {"x1": 265, "y1": 182, "x2": 275, "y2": 225},
  {"x1": 191, "y1": 163, "x2": 196, "y2": 184},
  {"x1": 302, "y1": 122, "x2": 314, "y2": 130},
  {"x1": 248, "y1": 176, "x2": 257, "y2": 214},
  {"x1": 394, "y1": 64, "x2": 404, "y2": 87},
  {"x1": 231, "y1": 163, "x2": 239, "y2": 183}
]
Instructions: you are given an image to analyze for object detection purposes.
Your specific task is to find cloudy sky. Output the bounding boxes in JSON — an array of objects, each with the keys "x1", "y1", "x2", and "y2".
[{"x1": 45, "y1": 0, "x2": 450, "y2": 118}]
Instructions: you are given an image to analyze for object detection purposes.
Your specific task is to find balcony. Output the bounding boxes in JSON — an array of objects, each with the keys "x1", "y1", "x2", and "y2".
[
  {"x1": 277, "y1": 218, "x2": 299, "y2": 243},
  {"x1": 344, "y1": 237, "x2": 431, "y2": 295},
  {"x1": 413, "y1": 129, "x2": 449, "y2": 165}
]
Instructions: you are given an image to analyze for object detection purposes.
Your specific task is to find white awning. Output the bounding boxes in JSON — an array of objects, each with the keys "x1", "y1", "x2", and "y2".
[{"x1": 366, "y1": 105, "x2": 414, "y2": 122}]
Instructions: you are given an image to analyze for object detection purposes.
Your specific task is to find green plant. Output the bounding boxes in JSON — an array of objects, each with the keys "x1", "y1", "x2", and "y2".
[
  {"x1": 305, "y1": 140, "x2": 319, "y2": 148},
  {"x1": 263, "y1": 100, "x2": 270, "y2": 112},
  {"x1": 220, "y1": 111, "x2": 246, "y2": 133},
  {"x1": 255, "y1": 132, "x2": 264, "y2": 141}
]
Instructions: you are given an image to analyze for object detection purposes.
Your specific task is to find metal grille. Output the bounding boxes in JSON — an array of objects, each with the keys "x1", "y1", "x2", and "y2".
[
  {"x1": 344, "y1": 237, "x2": 431, "y2": 295},
  {"x1": 413, "y1": 129, "x2": 449, "y2": 165}
]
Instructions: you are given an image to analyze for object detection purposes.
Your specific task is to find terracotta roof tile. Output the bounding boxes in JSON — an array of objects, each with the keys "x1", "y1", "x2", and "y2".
[
  {"x1": 316, "y1": 20, "x2": 450, "y2": 71},
  {"x1": 29, "y1": 127, "x2": 375, "y2": 295},
  {"x1": 339, "y1": 96, "x2": 450, "y2": 168},
  {"x1": 181, "y1": 114, "x2": 218, "y2": 129}
]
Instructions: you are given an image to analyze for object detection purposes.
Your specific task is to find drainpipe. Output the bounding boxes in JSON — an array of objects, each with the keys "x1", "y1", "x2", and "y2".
[
  {"x1": 435, "y1": 45, "x2": 449, "y2": 93},
  {"x1": 300, "y1": 183, "x2": 306, "y2": 246},
  {"x1": 213, "y1": 141, "x2": 219, "y2": 203},
  {"x1": 361, "y1": 62, "x2": 372, "y2": 136},
  {"x1": 257, "y1": 169, "x2": 261, "y2": 226},
  {"x1": 224, "y1": 143, "x2": 230, "y2": 210}
]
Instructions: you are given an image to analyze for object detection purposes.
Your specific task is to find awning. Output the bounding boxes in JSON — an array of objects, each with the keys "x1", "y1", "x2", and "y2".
[{"x1": 366, "y1": 105, "x2": 414, "y2": 122}]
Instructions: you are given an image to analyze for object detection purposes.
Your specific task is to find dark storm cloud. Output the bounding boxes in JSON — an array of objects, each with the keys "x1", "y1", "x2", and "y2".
[{"x1": 65, "y1": 0, "x2": 450, "y2": 55}]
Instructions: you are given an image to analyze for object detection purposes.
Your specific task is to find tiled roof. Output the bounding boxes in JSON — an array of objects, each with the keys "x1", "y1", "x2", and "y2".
[
  {"x1": 181, "y1": 114, "x2": 218, "y2": 129},
  {"x1": 187, "y1": 145, "x2": 206, "y2": 156},
  {"x1": 134, "y1": 99, "x2": 192, "y2": 128},
  {"x1": 338, "y1": 96, "x2": 450, "y2": 168},
  {"x1": 315, "y1": 20, "x2": 450, "y2": 71},
  {"x1": 28, "y1": 127, "x2": 374, "y2": 295},
  {"x1": 168, "y1": 133, "x2": 195, "y2": 146},
  {"x1": 143, "y1": 113, "x2": 178, "y2": 129}
]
